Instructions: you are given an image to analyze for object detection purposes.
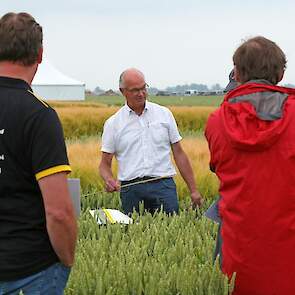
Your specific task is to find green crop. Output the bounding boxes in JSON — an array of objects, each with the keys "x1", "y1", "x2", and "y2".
[{"x1": 64, "y1": 193, "x2": 234, "y2": 294}]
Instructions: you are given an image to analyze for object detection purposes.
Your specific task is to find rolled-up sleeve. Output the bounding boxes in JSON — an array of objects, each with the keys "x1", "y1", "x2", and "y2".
[{"x1": 167, "y1": 109, "x2": 182, "y2": 144}]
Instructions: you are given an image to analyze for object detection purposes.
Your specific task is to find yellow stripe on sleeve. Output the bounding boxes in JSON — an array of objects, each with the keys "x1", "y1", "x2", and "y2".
[{"x1": 35, "y1": 165, "x2": 72, "y2": 181}]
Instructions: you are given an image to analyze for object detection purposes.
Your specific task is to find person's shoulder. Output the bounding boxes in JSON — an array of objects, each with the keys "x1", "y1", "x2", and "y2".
[
  {"x1": 24, "y1": 90, "x2": 52, "y2": 111},
  {"x1": 210, "y1": 106, "x2": 221, "y2": 117},
  {"x1": 206, "y1": 107, "x2": 222, "y2": 131},
  {"x1": 13, "y1": 90, "x2": 58, "y2": 123},
  {"x1": 208, "y1": 106, "x2": 221, "y2": 120},
  {"x1": 147, "y1": 101, "x2": 171, "y2": 113},
  {"x1": 104, "y1": 105, "x2": 127, "y2": 126},
  {"x1": 24, "y1": 90, "x2": 49, "y2": 107}
]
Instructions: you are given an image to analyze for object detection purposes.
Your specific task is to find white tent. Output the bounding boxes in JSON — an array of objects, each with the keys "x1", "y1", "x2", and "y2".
[{"x1": 32, "y1": 58, "x2": 85, "y2": 100}]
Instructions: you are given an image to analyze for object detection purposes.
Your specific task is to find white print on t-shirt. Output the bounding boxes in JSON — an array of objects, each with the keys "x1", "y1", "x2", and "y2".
[{"x1": 0, "y1": 128, "x2": 4, "y2": 175}]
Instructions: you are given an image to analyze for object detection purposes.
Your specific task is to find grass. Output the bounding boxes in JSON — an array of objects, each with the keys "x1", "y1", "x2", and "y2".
[
  {"x1": 55, "y1": 105, "x2": 216, "y2": 140},
  {"x1": 85, "y1": 95, "x2": 224, "y2": 107},
  {"x1": 65, "y1": 208, "x2": 234, "y2": 295},
  {"x1": 64, "y1": 137, "x2": 230, "y2": 294},
  {"x1": 56, "y1": 106, "x2": 118, "y2": 139},
  {"x1": 47, "y1": 100, "x2": 106, "y2": 108}
]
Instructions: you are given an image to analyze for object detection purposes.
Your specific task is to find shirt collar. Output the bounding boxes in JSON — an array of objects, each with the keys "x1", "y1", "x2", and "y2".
[
  {"x1": 124, "y1": 100, "x2": 150, "y2": 115},
  {"x1": 0, "y1": 76, "x2": 32, "y2": 91}
]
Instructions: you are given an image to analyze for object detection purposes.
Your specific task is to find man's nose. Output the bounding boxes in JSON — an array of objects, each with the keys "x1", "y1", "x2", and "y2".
[{"x1": 137, "y1": 89, "x2": 146, "y2": 96}]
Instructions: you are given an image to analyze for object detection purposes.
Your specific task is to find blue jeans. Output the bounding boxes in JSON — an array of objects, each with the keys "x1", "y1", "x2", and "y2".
[
  {"x1": 0, "y1": 263, "x2": 71, "y2": 295},
  {"x1": 120, "y1": 177, "x2": 179, "y2": 215}
]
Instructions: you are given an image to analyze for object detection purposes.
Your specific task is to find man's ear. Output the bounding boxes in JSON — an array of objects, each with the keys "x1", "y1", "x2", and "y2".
[
  {"x1": 119, "y1": 88, "x2": 124, "y2": 95},
  {"x1": 234, "y1": 66, "x2": 241, "y2": 83},
  {"x1": 37, "y1": 47, "x2": 43, "y2": 64}
]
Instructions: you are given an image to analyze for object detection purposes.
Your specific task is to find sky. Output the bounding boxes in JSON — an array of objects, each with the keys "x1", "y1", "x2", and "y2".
[{"x1": 1, "y1": 0, "x2": 294, "y2": 91}]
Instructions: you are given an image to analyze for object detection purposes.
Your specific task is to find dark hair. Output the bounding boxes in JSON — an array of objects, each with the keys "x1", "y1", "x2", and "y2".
[
  {"x1": 0, "y1": 12, "x2": 43, "y2": 66},
  {"x1": 233, "y1": 36, "x2": 286, "y2": 85}
]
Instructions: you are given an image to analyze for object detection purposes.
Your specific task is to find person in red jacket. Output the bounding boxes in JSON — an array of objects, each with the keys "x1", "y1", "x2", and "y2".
[{"x1": 205, "y1": 36, "x2": 295, "y2": 295}]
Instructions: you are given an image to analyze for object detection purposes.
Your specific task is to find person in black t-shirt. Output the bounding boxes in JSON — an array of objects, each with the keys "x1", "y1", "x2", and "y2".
[{"x1": 0, "y1": 12, "x2": 77, "y2": 295}]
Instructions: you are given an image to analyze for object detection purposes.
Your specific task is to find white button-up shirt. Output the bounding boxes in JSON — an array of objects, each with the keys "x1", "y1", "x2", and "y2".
[{"x1": 101, "y1": 101, "x2": 182, "y2": 181}]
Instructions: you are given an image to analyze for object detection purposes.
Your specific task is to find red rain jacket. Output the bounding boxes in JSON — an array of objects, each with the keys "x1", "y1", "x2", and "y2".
[{"x1": 205, "y1": 83, "x2": 295, "y2": 295}]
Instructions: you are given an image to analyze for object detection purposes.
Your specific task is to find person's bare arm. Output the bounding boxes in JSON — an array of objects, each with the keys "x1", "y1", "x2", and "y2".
[
  {"x1": 38, "y1": 172, "x2": 77, "y2": 267},
  {"x1": 99, "y1": 152, "x2": 120, "y2": 192},
  {"x1": 171, "y1": 141, "x2": 203, "y2": 207}
]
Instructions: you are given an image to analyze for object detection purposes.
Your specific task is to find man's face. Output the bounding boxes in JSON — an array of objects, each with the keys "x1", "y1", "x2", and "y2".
[{"x1": 121, "y1": 72, "x2": 148, "y2": 111}]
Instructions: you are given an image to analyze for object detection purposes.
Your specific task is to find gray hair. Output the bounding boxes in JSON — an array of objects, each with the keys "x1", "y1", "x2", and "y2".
[{"x1": 119, "y1": 71, "x2": 126, "y2": 88}]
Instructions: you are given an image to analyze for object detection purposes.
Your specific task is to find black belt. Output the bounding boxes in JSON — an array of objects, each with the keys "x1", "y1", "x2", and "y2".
[{"x1": 121, "y1": 176, "x2": 170, "y2": 186}]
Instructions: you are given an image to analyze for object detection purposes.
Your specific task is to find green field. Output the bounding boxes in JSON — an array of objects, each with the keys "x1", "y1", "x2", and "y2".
[
  {"x1": 86, "y1": 95, "x2": 224, "y2": 107},
  {"x1": 66, "y1": 196, "x2": 235, "y2": 295}
]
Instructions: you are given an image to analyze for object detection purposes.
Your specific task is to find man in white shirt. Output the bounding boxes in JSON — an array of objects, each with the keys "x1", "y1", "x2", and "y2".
[{"x1": 99, "y1": 68, "x2": 202, "y2": 214}]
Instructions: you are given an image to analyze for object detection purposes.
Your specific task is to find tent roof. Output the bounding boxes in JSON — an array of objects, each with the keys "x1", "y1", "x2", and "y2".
[{"x1": 32, "y1": 58, "x2": 84, "y2": 86}]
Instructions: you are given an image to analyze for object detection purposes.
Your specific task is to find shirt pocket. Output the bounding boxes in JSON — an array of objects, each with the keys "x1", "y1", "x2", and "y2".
[{"x1": 148, "y1": 121, "x2": 170, "y2": 145}]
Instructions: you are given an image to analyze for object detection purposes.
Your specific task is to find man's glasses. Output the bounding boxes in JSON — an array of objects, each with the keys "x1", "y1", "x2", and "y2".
[{"x1": 125, "y1": 83, "x2": 149, "y2": 95}]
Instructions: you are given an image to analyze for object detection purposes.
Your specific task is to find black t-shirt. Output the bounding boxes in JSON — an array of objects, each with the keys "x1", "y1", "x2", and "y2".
[{"x1": 0, "y1": 76, "x2": 71, "y2": 281}]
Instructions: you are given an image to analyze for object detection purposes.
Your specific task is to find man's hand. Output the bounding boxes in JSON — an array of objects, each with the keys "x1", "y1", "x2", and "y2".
[
  {"x1": 105, "y1": 178, "x2": 120, "y2": 192},
  {"x1": 172, "y1": 142, "x2": 203, "y2": 209},
  {"x1": 99, "y1": 152, "x2": 120, "y2": 192},
  {"x1": 191, "y1": 191, "x2": 203, "y2": 208}
]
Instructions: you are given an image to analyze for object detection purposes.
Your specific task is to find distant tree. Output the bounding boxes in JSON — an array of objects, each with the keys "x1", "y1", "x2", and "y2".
[
  {"x1": 147, "y1": 87, "x2": 159, "y2": 95},
  {"x1": 165, "y1": 83, "x2": 209, "y2": 93},
  {"x1": 102, "y1": 89, "x2": 120, "y2": 96},
  {"x1": 85, "y1": 89, "x2": 93, "y2": 95},
  {"x1": 210, "y1": 83, "x2": 223, "y2": 91},
  {"x1": 190, "y1": 83, "x2": 209, "y2": 91},
  {"x1": 93, "y1": 86, "x2": 105, "y2": 95}
]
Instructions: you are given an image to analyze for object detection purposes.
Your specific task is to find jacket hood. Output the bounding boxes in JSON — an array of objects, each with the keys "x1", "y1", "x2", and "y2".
[{"x1": 221, "y1": 81, "x2": 295, "y2": 151}]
